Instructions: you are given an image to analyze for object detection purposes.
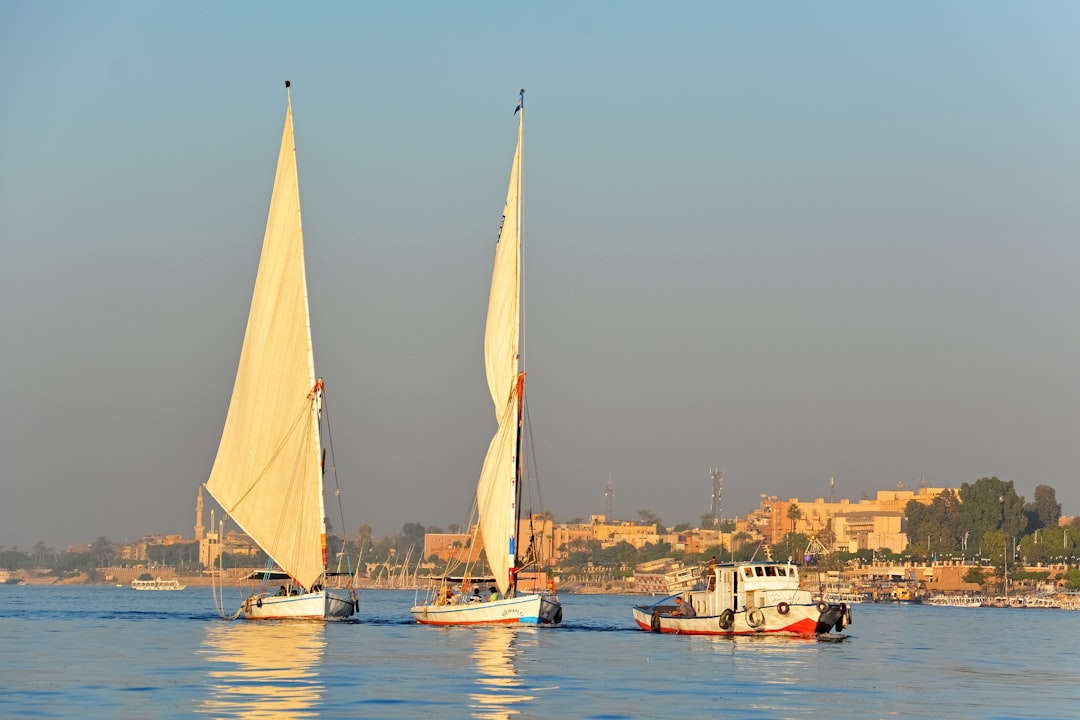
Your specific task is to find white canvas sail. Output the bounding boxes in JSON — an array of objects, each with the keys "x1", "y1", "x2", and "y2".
[
  {"x1": 476, "y1": 101, "x2": 524, "y2": 597},
  {"x1": 205, "y1": 88, "x2": 328, "y2": 592}
]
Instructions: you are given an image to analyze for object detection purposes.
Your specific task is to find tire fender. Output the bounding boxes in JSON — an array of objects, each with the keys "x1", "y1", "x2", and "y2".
[
  {"x1": 718, "y1": 609, "x2": 734, "y2": 630},
  {"x1": 777, "y1": 601, "x2": 790, "y2": 615}
]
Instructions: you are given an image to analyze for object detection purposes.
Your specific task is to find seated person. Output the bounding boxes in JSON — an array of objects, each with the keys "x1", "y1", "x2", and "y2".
[{"x1": 673, "y1": 596, "x2": 697, "y2": 617}]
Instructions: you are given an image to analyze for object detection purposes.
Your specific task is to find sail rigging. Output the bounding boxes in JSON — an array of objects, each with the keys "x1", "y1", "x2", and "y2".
[
  {"x1": 205, "y1": 84, "x2": 329, "y2": 593},
  {"x1": 409, "y1": 89, "x2": 559, "y2": 626},
  {"x1": 476, "y1": 91, "x2": 525, "y2": 597}
]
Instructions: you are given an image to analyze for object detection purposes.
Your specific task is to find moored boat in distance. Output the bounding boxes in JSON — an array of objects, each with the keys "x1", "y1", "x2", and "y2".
[
  {"x1": 131, "y1": 577, "x2": 186, "y2": 591},
  {"x1": 632, "y1": 560, "x2": 850, "y2": 637},
  {"x1": 926, "y1": 594, "x2": 984, "y2": 607}
]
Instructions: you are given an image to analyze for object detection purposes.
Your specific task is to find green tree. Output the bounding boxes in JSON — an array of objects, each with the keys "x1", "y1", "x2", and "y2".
[
  {"x1": 787, "y1": 503, "x2": 802, "y2": 534},
  {"x1": 638, "y1": 542, "x2": 672, "y2": 563},
  {"x1": 561, "y1": 538, "x2": 601, "y2": 569},
  {"x1": 90, "y1": 537, "x2": 114, "y2": 568},
  {"x1": 962, "y1": 566, "x2": 987, "y2": 585},
  {"x1": 905, "y1": 489, "x2": 962, "y2": 557},
  {"x1": 596, "y1": 541, "x2": 638, "y2": 569},
  {"x1": 399, "y1": 523, "x2": 427, "y2": 555},
  {"x1": 1024, "y1": 485, "x2": 1062, "y2": 532},
  {"x1": 958, "y1": 477, "x2": 1026, "y2": 549}
]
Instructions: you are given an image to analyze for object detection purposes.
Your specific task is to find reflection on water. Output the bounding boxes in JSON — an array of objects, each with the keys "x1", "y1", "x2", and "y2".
[
  {"x1": 198, "y1": 622, "x2": 326, "y2": 719},
  {"x1": 469, "y1": 628, "x2": 536, "y2": 720}
]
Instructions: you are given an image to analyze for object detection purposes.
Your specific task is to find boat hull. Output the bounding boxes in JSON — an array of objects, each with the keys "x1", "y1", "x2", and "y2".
[
  {"x1": 631, "y1": 601, "x2": 849, "y2": 637},
  {"x1": 242, "y1": 588, "x2": 357, "y2": 621},
  {"x1": 411, "y1": 593, "x2": 562, "y2": 626}
]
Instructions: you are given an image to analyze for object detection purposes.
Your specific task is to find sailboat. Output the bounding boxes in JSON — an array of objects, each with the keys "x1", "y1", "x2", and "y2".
[
  {"x1": 410, "y1": 90, "x2": 562, "y2": 626},
  {"x1": 204, "y1": 81, "x2": 358, "y2": 621}
]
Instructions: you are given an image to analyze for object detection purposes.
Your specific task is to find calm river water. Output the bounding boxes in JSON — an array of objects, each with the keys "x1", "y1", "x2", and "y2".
[{"x1": 1, "y1": 585, "x2": 1076, "y2": 719}]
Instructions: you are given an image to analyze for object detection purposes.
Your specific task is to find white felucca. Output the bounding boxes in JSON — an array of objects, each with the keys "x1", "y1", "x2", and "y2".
[
  {"x1": 205, "y1": 82, "x2": 357, "y2": 621},
  {"x1": 411, "y1": 90, "x2": 561, "y2": 626}
]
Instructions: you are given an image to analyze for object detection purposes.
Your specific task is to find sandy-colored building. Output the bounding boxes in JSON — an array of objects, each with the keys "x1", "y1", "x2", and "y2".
[{"x1": 744, "y1": 486, "x2": 950, "y2": 553}]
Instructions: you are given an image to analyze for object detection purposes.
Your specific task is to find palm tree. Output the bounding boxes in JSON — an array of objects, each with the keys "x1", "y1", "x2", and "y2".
[{"x1": 787, "y1": 503, "x2": 802, "y2": 533}]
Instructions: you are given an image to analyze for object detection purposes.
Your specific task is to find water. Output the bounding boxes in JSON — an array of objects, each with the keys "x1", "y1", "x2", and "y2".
[{"x1": 2, "y1": 585, "x2": 1077, "y2": 719}]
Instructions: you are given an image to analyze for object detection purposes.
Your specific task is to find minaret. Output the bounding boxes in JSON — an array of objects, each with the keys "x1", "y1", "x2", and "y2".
[{"x1": 195, "y1": 485, "x2": 205, "y2": 541}]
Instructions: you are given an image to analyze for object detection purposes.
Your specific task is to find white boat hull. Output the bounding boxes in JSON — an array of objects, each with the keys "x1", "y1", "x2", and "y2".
[
  {"x1": 632, "y1": 601, "x2": 847, "y2": 636},
  {"x1": 242, "y1": 588, "x2": 357, "y2": 621},
  {"x1": 411, "y1": 593, "x2": 562, "y2": 626}
]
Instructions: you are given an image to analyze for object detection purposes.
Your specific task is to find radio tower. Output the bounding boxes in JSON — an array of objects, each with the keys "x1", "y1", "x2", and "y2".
[
  {"x1": 604, "y1": 474, "x2": 615, "y2": 521},
  {"x1": 709, "y1": 467, "x2": 723, "y2": 529}
]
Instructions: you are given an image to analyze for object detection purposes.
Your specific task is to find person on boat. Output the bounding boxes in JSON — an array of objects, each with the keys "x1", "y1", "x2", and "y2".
[
  {"x1": 704, "y1": 557, "x2": 717, "y2": 591},
  {"x1": 470, "y1": 588, "x2": 482, "y2": 603},
  {"x1": 488, "y1": 586, "x2": 500, "y2": 602},
  {"x1": 277, "y1": 585, "x2": 287, "y2": 596},
  {"x1": 673, "y1": 596, "x2": 696, "y2": 617}
]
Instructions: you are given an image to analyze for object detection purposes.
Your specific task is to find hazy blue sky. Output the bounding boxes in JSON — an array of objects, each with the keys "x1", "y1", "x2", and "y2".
[{"x1": 2, "y1": 2, "x2": 1078, "y2": 550}]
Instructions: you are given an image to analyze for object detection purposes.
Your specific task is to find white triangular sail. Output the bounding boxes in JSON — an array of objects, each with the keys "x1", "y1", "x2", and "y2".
[
  {"x1": 205, "y1": 87, "x2": 327, "y2": 592},
  {"x1": 476, "y1": 100, "x2": 524, "y2": 596}
]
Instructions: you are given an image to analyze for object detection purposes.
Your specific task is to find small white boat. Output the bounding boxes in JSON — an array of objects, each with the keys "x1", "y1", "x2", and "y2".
[
  {"x1": 131, "y1": 577, "x2": 186, "y2": 591},
  {"x1": 632, "y1": 561, "x2": 850, "y2": 636}
]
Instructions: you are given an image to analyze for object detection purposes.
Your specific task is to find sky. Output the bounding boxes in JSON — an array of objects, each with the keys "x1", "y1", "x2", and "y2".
[{"x1": 1, "y1": 2, "x2": 1078, "y2": 550}]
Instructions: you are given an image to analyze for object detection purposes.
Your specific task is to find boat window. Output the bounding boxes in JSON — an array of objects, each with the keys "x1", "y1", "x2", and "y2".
[
  {"x1": 776, "y1": 567, "x2": 787, "y2": 576},
  {"x1": 765, "y1": 566, "x2": 777, "y2": 576},
  {"x1": 754, "y1": 567, "x2": 764, "y2": 576},
  {"x1": 743, "y1": 567, "x2": 753, "y2": 578},
  {"x1": 790, "y1": 568, "x2": 798, "y2": 580}
]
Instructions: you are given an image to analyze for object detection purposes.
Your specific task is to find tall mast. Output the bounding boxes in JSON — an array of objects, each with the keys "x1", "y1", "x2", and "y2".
[{"x1": 511, "y1": 88, "x2": 525, "y2": 590}]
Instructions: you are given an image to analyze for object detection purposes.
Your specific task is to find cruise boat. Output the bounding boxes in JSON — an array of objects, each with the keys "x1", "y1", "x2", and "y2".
[
  {"x1": 632, "y1": 560, "x2": 850, "y2": 636},
  {"x1": 131, "y1": 577, "x2": 186, "y2": 591},
  {"x1": 926, "y1": 594, "x2": 984, "y2": 607}
]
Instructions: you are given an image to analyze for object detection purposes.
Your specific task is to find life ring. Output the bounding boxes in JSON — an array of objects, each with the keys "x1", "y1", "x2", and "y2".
[
  {"x1": 718, "y1": 609, "x2": 734, "y2": 630},
  {"x1": 816, "y1": 601, "x2": 828, "y2": 613},
  {"x1": 650, "y1": 611, "x2": 662, "y2": 632},
  {"x1": 777, "y1": 601, "x2": 790, "y2": 615},
  {"x1": 747, "y1": 607, "x2": 765, "y2": 628},
  {"x1": 553, "y1": 607, "x2": 563, "y2": 624}
]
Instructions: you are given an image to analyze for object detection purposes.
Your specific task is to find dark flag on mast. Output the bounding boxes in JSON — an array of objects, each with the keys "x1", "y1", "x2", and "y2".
[{"x1": 515, "y1": 88, "x2": 524, "y2": 114}]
